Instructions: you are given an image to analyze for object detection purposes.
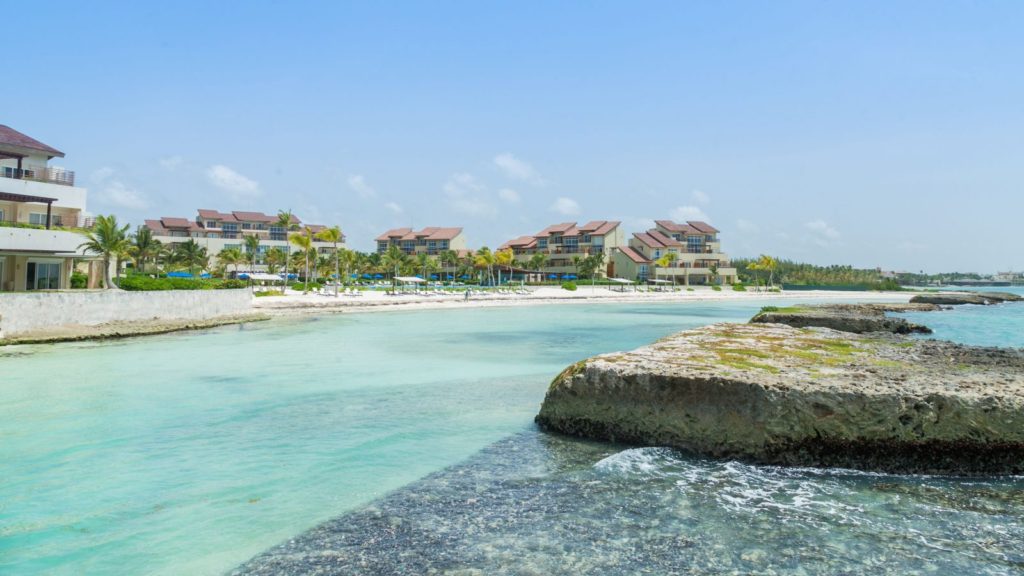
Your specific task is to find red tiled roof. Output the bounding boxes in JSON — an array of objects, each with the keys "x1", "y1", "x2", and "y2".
[
  {"x1": 618, "y1": 246, "x2": 650, "y2": 264},
  {"x1": 232, "y1": 211, "x2": 277, "y2": 223},
  {"x1": 590, "y1": 220, "x2": 620, "y2": 236},
  {"x1": 377, "y1": 227, "x2": 462, "y2": 242},
  {"x1": 304, "y1": 224, "x2": 326, "y2": 234},
  {"x1": 633, "y1": 232, "x2": 668, "y2": 249},
  {"x1": 536, "y1": 222, "x2": 576, "y2": 236},
  {"x1": 647, "y1": 229, "x2": 682, "y2": 247},
  {"x1": 0, "y1": 125, "x2": 64, "y2": 158},
  {"x1": 376, "y1": 227, "x2": 412, "y2": 241},
  {"x1": 197, "y1": 209, "x2": 235, "y2": 221},
  {"x1": 160, "y1": 217, "x2": 193, "y2": 228},
  {"x1": 687, "y1": 220, "x2": 719, "y2": 234},
  {"x1": 144, "y1": 219, "x2": 167, "y2": 233},
  {"x1": 500, "y1": 235, "x2": 537, "y2": 250}
]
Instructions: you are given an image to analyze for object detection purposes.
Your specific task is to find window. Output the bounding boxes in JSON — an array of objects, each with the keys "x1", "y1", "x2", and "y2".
[
  {"x1": 242, "y1": 223, "x2": 253, "y2": 230},
  {"x1": 591, "y1": 236, "x2": 603, "y2": 247},
  {"x1": 26, "y1": 261, "x2": 61, "y2": 290},
  {"x1": 538, "y1": 238, "x2": 548, "y2": 249},
  {"x1": 223, "y1": 223, "x2": 239, "y2": 232},
  {"x1": 0, "y1": 208, "x2": 5, "y2": 222},
  {"x1": 687, "y1": 236, "x2": 703, "y2": 253},
  {"x1": 564, "y1": 236, "x2": 579, "y2": 251},
  {"x1": 582, "y1": 235, "x2": 591, "y2": 243},
  {"x1": 29, "y1": 213, "x2": 48, "y2": 226}
]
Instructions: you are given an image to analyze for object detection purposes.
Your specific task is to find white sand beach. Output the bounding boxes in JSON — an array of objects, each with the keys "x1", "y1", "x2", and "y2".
[{"x1": 252, "y1": 285, "x2": 914, "y2": 316}]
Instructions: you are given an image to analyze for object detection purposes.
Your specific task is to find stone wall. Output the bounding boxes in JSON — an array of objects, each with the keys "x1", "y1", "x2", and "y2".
[{"x1": 0, "y1": 289, "x2": 253, "y2": 337}]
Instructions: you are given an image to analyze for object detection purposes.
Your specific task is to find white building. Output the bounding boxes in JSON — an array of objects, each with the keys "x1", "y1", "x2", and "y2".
[
  {"x1": 145, "y1": 209, "x2": 343, "y2": 271},
  {"x1": 0, "y1": 124, "x2": 95, "y2": 291}
]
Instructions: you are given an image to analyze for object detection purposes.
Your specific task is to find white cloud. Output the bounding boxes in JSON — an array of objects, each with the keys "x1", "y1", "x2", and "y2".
[
  {"x1": 493, "y1": 153, "x2": 545, "y2": 185},
  {"x1": 736, "y1": 218, "x2": 760, "y2": 233},
  {"x1": 384, "y1": 201, "x2": 403, "y2": 214},
  {"x1": 669, "y1": 205, "x2": 709, "y2": 222},
  {"x1": 91, "y1": 167, "x2": 115, "y2": 182},
  {"x1": 804, "y1": 219, "x2": 840, "y2": 240},
  {"x1": 498, "y1": 188, "x2": 521, "y2": 203},
  {"x1": 159, "y1": 156, "x2": 183, "y2": 170},
  {"x1": 206, "y1": 165, "x2": 260, "y2": 200},
  {"x1": 98, "y1": 180, "x2": 148, "y2": 210},
  {"x1": 443, "y1": 173, "x2": 497, "y2": 217},
  {"x1": 691, "y1": 189, "x2": 710, "y2": 205},
  {"x1": 550, "y1": 197, "x2": 580, "y2": 216},
  {"x1": 347, "y1": 174, "x2": 377, "y2": 199}
]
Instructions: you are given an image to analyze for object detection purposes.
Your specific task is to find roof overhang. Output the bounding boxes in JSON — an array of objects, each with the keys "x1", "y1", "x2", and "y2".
[{"x1": 0, "y1": 191, "x2": 58, "y2": 204}]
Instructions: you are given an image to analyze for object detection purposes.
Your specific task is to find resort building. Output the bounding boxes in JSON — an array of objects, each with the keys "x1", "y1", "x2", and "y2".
[
  {"x1": 375, "y1": 227, "x2": 467, "y2": 256},
  {"x1": 611, "y1": 220, "x2": 737, "y2": 285},
  {"x1": 144, "y1": 209, "x2": 342, "y2": 270},
  {"x1": 0, "y1": 125, "x2": 97, "y2": 290},
  {"x1": 499, "y1": 220, "x2": 624, "y2": 278}
]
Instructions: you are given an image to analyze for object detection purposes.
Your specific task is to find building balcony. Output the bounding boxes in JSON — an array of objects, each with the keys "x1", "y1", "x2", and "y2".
[{"x1": 1, "y1": 166, "x2": 75, "y2": 187}]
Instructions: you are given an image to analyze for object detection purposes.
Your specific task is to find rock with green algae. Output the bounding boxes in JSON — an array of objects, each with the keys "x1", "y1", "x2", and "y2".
[{"x1": 535, "y1": 322, "x2": 1024, "y2": 475}]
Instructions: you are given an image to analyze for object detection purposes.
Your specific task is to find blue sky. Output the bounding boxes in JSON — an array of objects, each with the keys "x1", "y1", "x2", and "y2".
[{"x1": 6, "y1": 1, "x2": 1022, "y2": 272}]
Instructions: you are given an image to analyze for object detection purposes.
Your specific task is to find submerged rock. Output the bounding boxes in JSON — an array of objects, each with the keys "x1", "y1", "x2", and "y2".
[
  {"x1": 751, "y1": 303, "x2": 934, "y2": 334},
  {"x1": 535, "y1": 323, "x2": 1024, "y2": 475}
]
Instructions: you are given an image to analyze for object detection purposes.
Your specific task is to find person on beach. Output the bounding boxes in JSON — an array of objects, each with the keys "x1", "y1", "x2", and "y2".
[{"x1": 464, "y1": 288, "x2": 470, "y2": 301}]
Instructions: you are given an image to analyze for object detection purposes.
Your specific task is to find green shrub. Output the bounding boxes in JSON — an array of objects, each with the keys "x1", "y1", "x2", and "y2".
[
  {"x1": 254, "y1": 290, "x2": 282, "y2": 297},
  {"x1": 768, "y1": 287, "x2": 781, "y2": 293},
  {"x1": 687, "y1": 287, "x2": 695, "y2": 292},
  {"x1": 760, "y1": 306, "x2": 780, "y2": 313},
  {"x1": 117, "y1": 276, "x2": 247, "y2": 291},
  {"x1": 732, "y1": 283, "x2": 747, "y2": 292},
  {"x1": 561, "y1": 281, "x2": 578, "y2": 291},
  {"x1": 711, "y1": 285, "x2": 722, "y2": 292},
  {"x1": 70, "y1": 271, "x2": 88, "y2": 289},
  {"x1": 291, "y1": 282, "x2": 324, "y2": 291}
]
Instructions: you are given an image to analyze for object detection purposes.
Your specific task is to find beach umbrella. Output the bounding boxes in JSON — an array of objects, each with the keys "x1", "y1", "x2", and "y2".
[
  {"x1": 350, "y1": 274, "x2": 359, "y2": 278},
  {"x1": 460, "y1": 274, "x2": 470, "y2": 279},
  {"x1": 374, "y1": 273, "x2": 384, "y2": 279},
  {"x1": 167, "y1": 271, "x2": 192, "y2": 278},
  {"x1": 238, "y1": 273, "x2": 250, "y2": 280},
  {"x1": 430, "y1": 274, "x2": 439, "y2": 279},
  {"x1": 548, "y1": 274, "x2": 558, "y2": 279}
]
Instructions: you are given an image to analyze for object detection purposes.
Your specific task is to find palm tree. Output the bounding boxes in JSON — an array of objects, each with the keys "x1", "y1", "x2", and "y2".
[
  {"x1": 289, "y1": 230, "x2": 313, "y2": 293},
  {"x1": 528, "y1": 252, "x2": 548, "y2": 283},
  {"x1": 495, "y1": 248, "x2": 515, "y2": 286},
  {"x1": 315, "y1": 226, "x2": 344, "y2": 296},
  {"x1": 655, "y1": 251, "x2": 680, "y2": 286},
  {"x1": 381, "y1": 245, "x2": 407, "y2": 290},
  {"x1": 474, "y1": 247, "x2": 495, "y2": 286},
  {"x1": 78, "y1": 214, "x2": 130, "y2": 289},
  {"x1": 217, "y1": 247, "x2": 245, "y2": 278},
  {"x1": 275, "y1": 210, "x2": 300, "y2": 293},
  {"x1": 174, "y1": 240, "x2": 209, "y2": 277},
  {"x1": 265, "y1": 247, "x2": 286, "y2": 275},
  {"x1": 709, "y1": 263, "x2": 720, "y2": 285},
  {"x1": 243, "y1": 234, "x2": 261, "y2": 274},
  {"x1": 130, "y1": 225, "x2": 161, "y2": 274},
  {"x1": 438, "y1": 249, "x2": 459, "y2": 283},
  {"x1": 757, "y1": 254, "x2": 779, "y2": 288}
]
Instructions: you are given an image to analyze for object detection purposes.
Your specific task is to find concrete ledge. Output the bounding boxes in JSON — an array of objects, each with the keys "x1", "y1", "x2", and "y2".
[{"x1": 0, "y1": 289, "x2": 254, "y2": 339}]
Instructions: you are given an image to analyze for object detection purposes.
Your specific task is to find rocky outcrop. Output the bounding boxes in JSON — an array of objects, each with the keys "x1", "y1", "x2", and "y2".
[
  {"x1": 909, "y1": 292, "x2": 1018, "y2": 306},
  {"x1": 536, "y1": 323, "x2": 1024, "y2": 475},
  {"x1": 751, "y1": 303, "x2": 934, "y2": 334}
]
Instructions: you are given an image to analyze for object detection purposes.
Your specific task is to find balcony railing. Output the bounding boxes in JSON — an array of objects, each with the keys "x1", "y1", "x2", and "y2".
[
  {"x1": 1, "y1": 166, "x2": 76, "y2": 186},
  {"x1": 0, "y1": 214, "x2": 93, "y2": 230}
]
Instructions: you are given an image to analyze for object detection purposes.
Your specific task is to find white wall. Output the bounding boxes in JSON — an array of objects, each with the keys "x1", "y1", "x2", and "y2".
[
  {"x1": 0, "y1": 226, "x2": 89, "y2": 253},
  {"x1": 0, "y1": 178, "x2": 88, "y2": 212},
  {"x1": 0, "y1": 289, "x2": 253, "y2": 338}
]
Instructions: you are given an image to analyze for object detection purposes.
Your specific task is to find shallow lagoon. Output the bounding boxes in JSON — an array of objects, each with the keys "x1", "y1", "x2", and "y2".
[{"x1": 2, "y1": 296, "x2": 1021, "y2": 575}]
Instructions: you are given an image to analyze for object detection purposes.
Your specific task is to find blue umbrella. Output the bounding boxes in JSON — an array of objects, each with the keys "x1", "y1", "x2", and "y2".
[
  {"x1": 460, "y1": 274, "x2": 470, "y2": 279},
  {"x1": 548, "y1": 274, "x2": 558, "y2": 279},
  {"x1": 238, "y1": 273, "x2": 250, "y2": 280},
  {"x1": 374, "y1": 273, "x2": 384, "y2": 279},
  {"x1": 350, "y1": 273, "x2": 359, "y2": 278},
  {"x1": 430, "y1": 274, "x2": 438, "y2": 279},
  {"x1": 362, "y1": 273, "x2": 372, "y2": 279},
  {"x1": 167, "y1": 271, "x2": 193, "y2": 278}
]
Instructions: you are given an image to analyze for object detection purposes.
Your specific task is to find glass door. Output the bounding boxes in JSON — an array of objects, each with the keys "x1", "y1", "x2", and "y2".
[{"x1": 26, "y1": 261, "x2": 61, "y2": 290}]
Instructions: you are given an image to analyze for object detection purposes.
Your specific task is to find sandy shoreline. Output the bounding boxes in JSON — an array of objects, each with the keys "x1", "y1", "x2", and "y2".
[
  {"x1": 253, "y1": 286, "x2": 915, "y2": 317},
  {"x1": 0, "y1": 287, "x2": 915, "y2": 345}
]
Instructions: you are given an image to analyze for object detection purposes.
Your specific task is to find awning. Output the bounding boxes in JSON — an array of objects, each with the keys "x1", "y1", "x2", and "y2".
[
  {"x1": 647, "y1": 278, "x2": 671, "y2": 284},
  {"x1": 608, "y1": 277, "x2": 634, "y2": 284},
  {"x1": 248, "y1": 273, "x2": 282, "y2": 281},
  {"x1": 394, "y1": 276, "x2": 425, "y2": 283}
]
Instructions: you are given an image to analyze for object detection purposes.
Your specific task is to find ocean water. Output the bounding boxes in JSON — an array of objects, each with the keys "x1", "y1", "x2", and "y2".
[
  {"x1": 901, "y1": 286, "x2": 1024, "y2": 348},
  {"x1": 2, "y1": 296, "x2": 1022, "y2": 575}
]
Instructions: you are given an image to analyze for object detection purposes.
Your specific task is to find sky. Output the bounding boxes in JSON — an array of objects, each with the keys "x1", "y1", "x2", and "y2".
[{"x1": 5, "y1": 1, "x2": 1023, "y2": 272}]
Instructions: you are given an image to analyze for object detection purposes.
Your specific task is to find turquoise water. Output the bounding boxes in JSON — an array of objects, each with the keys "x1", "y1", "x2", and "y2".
[
  {"x1": 3, "y1": 295, "x2": 1021, "y2": 575},
  {"x1": 903, "y1": 287, "x2": 1024, "y2": 348},
  {"x1": 1, "y1": 300, "x2": 784, "y2": 575}
]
